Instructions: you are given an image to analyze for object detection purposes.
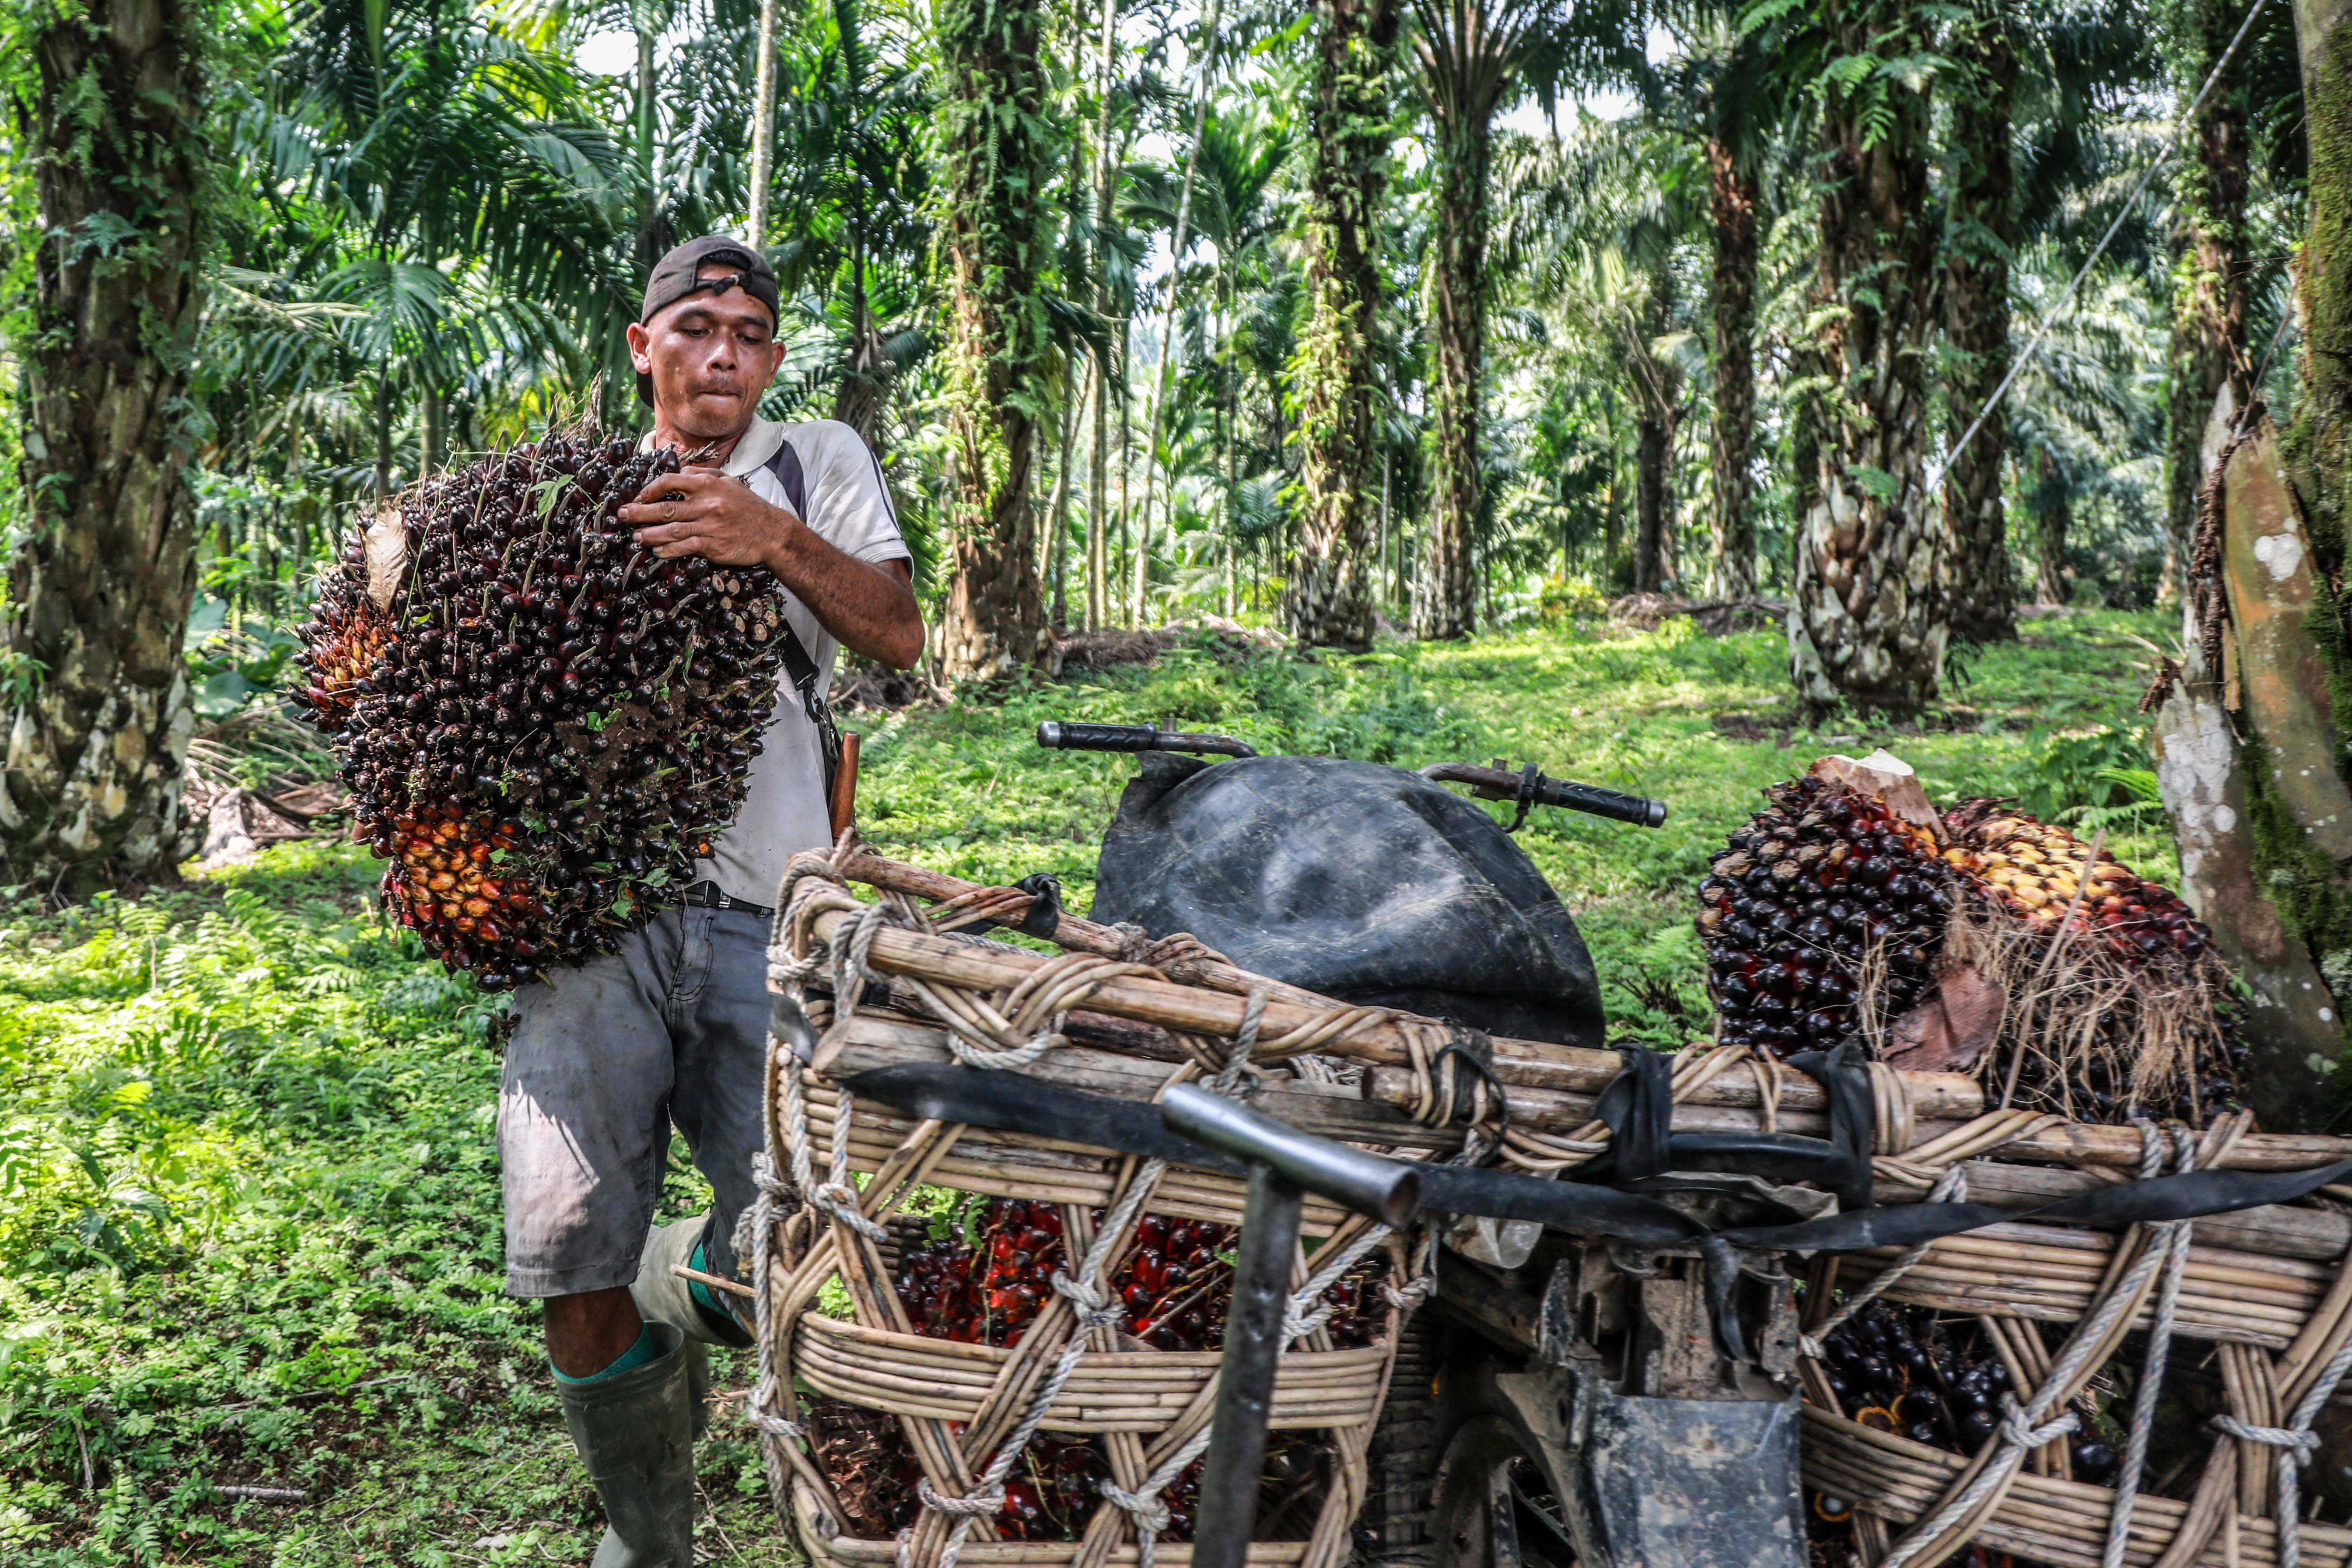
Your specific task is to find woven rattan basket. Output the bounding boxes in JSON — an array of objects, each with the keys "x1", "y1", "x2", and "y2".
[
  {"x1": 1796, "y1": 1112, "x2": 2352, "y2": 1568},
  {"x1": 738, "y1": 852, "x2": 1432, "y2": 1568}
]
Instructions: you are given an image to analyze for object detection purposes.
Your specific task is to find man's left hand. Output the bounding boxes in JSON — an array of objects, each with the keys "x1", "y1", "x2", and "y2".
[{"x1": 618, "y1": 467, "x2": 795, "y2": 568}]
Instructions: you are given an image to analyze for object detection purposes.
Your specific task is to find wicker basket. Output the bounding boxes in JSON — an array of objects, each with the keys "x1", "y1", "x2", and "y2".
[
  {"x1": 741, "y1": 857, "x2": 1428, "y2": 1568},
  {"x1": 1797, "y1": 1114, "x2": 2352, "y2": 1568}
]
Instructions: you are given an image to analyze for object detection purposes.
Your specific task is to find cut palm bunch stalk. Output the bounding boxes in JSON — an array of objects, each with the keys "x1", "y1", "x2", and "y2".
[
  {"x1": 1698, "y1": 751, "x2": 2242, "y2": 1125},
  {"x1": 292, "y1": 426, "x2": 791, "y2": 989}
]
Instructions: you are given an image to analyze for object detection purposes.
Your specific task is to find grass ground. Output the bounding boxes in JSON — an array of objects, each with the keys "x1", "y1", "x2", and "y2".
[{"x1": 0, "y1": 610, "x2": 2174, "y2": 1565}]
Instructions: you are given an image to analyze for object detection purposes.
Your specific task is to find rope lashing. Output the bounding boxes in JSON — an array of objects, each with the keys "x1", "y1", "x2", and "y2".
[
  {"x1": 2101, "y1": 1122, "x2": 2198, "y2": 1568},
  {"x1": 778, "y1": 1060, "x2": 887, "y2": 1242},
  {"x1": 2212, "y1": 1330, "x2": 2352, "y2": 1568},
  {"x1": 1877, "y1": 1142, "x2": 2192, "y2": 1568},
  {"x1": 744, "y1": 1144, "x2": 807, "y2": 1534},
  {"x1": 1101, "y1": 1424, "x2": 1220, "y2": 1568},
  {"x1": 1799, "y1": 1163, "x2": 1970, "y2": 1362}
]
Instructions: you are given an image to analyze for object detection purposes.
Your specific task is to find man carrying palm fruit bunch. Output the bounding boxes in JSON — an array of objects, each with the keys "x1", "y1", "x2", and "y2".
[{"x1": 504, "y1": 236, "x2": 924, "y2": 1567}]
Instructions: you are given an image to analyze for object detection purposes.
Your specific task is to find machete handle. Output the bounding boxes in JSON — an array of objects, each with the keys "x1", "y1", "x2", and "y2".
[{"x1": 1161, "y1": 1084, "x2": 1419, "y2": 1226}]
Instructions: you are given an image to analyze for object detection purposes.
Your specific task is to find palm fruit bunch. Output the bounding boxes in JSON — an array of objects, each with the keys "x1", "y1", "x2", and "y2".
[
  {"x1": 1814, "y1": 1301, "x2": 2116, "y2": 1483},
  {"x1": 1698, "y1": 775, "x2": 1955, "y2": 1058},
  {"x1": 1941, "y1": 800, "x2": 2210, "y2": 961},
  {"x1": 292, "y1": 429, "x2": 792, "y2": 989},
  {"x1": 1939, "y1": 800, "x2": 2243, "y2": 1123}
]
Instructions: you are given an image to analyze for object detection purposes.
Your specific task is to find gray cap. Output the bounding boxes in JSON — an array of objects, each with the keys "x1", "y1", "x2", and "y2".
[{"x1": 636, "y1": 236, "x2": 781, "y2": 405}]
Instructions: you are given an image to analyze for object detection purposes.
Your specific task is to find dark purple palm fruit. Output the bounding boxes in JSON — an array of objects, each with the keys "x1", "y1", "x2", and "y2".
[{"x1": 1698, "y1": 775, "x2": 1954, "y2": 1059}]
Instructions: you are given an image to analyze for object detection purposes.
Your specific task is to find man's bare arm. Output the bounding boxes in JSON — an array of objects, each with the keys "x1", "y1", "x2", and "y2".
[{"x1": 621, "y1": 468, "x2": 924, "y2": 669}]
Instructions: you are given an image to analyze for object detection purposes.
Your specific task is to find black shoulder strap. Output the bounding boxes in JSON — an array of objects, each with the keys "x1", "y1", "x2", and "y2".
[{"x1": 759, "y1": 434, "x2": 843, "y2": 812}]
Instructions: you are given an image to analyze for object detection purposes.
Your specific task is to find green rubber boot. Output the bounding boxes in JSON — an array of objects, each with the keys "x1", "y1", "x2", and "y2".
[
  {"x1": 629, "y1": 1216, "x2": 751, "y2": 1436},
  {"x1": 554, "y1": 1320, "x2": 696, "y2": 1568}
]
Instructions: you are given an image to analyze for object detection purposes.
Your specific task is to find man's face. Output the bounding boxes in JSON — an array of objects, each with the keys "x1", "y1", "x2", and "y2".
[{"x1": 627, "y1": 263, "x2": 786, "y2": 441}]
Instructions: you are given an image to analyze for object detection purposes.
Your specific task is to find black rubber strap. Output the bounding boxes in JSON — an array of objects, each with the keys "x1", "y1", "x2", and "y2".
[{"x1": 1505, "y1": 763, "x2": 1540, "y2": 834}]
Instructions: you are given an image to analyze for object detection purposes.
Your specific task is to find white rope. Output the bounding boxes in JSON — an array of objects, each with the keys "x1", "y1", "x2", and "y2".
[
  {"x1": 779, "y1": 1064, "x2": 887, "y2": 1242},
  {"x1": 744, "y1": 1143, "x2": 806, "y2": 1530},
  {"x1": 1799, "y1": 1164, "x2": 1969, "y2": 1362},
  {"x1": 2102, "y1": 1124, "x2": 2199, "y2": 1568},
  {"x1": 1923, "y1": 0, "x2": 2275, "y2": 496},
  {"x1": 2213, "y1": 1331, "x2": 2352, "y2": 1568}
]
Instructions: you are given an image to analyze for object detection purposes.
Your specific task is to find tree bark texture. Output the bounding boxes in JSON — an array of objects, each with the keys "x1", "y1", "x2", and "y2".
[
  {"x1": 1633, "y1": 413, "x2": 1673, "y2": 594},
  {"x1": 932, "y1": 0, "x2": 1051, "y2": 682},
  {"x1": 1790, "y1": 0, "x2": 1946, "y2": 713},
  {"x1": 1943, "y1": 0, "x2": 2018, "y2": 644},
  {"x1": 1415, "y1": 105, "x2": 1490, "y2": 639},
  {"x1": 2033, "y1": 449, "x2": 2072, "y2": 606},
  {"x1": 1630, "y1": 267, "x2": 1683, "y2": 597},
  {"x1": 2166, "y1": 0, "x2": 2254, "y2": 598},
  {"x1": 1705, "y1": 135, "x2": 1758, "y2": 603},
  {"x1": 2, "y1": 0, "x2": 206, "y2": 889},
  {"x1": 1286, "y1": 0, "x2": 1397, "y2": 653}
]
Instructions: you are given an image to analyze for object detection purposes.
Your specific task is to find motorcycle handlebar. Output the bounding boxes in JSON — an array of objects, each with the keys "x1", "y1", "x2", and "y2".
[
  {"x1": 1420, "y1": 762, "x2": 1668, "y2": 829},
  {"x1": 1159, "y1": 1084, "x2": 1420, "y2": 1227},
  {"x1": 1036, "y1": 721, "x2": 1258, "y2": 758}
]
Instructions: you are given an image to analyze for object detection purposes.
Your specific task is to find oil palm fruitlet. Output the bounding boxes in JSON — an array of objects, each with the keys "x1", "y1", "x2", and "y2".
[
  {"x1": 1698, "y1": 775, "x2": 1955, "y2": 1059},
  {"x1": 293, "y1": 429, "x2": 792, "y2": 990}
]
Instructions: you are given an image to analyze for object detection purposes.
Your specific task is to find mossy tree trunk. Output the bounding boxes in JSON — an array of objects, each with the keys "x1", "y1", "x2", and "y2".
[
  {"x1": 1287, "y1": 0, "x2": 1398, "y2": 653},
  {"x1": 1944, "y1": 0, "x2": 2018, "y2": 644},
  {"x1": 2165, "y1": 0, "x2": 2254, "y2": 600},
  {"x1": 2, "y1": 0, "x2": 207, "y2": 891},
  {"x1": 1789, "y1": 0, "x2": 1946, "y2": 714},
  {"x1": 1416, "y1": 105, "x2": 1490, "y2": 639},
  {"x1": 1704, "y1": 131, "x2": 1759, "y2": 603},
  {"x1": 1630, "y1": 267, "x2": 1682, "y2": 597},
  {"x1": 933, "y1": 0, "x2": 1052, "y2": 682}
]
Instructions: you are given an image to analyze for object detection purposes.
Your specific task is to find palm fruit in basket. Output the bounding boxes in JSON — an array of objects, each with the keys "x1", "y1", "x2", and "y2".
[
  {"x1": 806, "y1": 1196, "x2": 1373, "y2": 1544},
  {"x1": 1698, "y1": 774, "x2": 1955, "y2": 1059},
  {"x1": 291, "y1": 429, "x2": 792, "y2": 989},
  {"x1": 1938, "y1": 800, "x2": 2242, "y2": 1124},
  {"x1": 1812, "y1": 1302, "x2": 2115, "y2": 1484}
]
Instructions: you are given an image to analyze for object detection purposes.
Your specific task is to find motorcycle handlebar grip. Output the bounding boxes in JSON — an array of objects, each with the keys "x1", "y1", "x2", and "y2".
[
  {"x1": 1537, "y1": 779, "x2": 1669, "y2": 829},
  {"x1": 1161, "y1": 1084, "x2": 1420, "y2": 1227},
  {"x1": 1037, "y1": 721, "x2": 1161, "y2": 753}
]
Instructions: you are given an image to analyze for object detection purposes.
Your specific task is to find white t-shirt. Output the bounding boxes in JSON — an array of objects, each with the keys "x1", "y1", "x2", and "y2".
[{"x1": 642, "y1": 415, "x2": 908, "y2": 904}]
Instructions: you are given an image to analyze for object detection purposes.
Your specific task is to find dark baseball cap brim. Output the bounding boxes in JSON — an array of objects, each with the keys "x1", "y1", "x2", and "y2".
[{"x1": 636, "y1": 236, "x2": 782, "y2": 406}]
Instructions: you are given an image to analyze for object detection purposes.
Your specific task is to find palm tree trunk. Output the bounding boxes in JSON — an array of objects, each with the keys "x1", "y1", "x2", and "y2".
[
  {"x1": 1285, "y1": 0, "x2": 1396, "y2": 652},
  {"x1": 2032, "y1": 449, "x2": 2071, "y2": 606},
  {"x1": 421, "y1": 378, "x2": 447, "y2": 474},
  {"x1": 4, "y1": 0, "x2": 205, "y2": 889},
  {"x1": 1791, "y1": 0, "x2": 1946, "y2": 713},
  {"x1": 748, "y1": 0, "x2": 781, "y2": 242},
  {"x1": 1416, "y1": 108, "x2": 1490, "y2": 638},
  {"x1": 1704, "y1": 134, "x2": 1759, "y2": 603},
  {"x1": 1134, "y1": 1, "x2": 1218, "y2": 631},
  {"x1": 933, "y1": 0, "x2": 1052, "y2": 681},
  {"x1": 1944, "y1": 0, "x2": 2018, "y2": 644},
  {"x1": 2165, "y1": 0, "x2": 2254, "y2": 599},
  {"x1": 1086, "y1": 0, "x2": 1119, "y2": 632},
  {"x1": 1633, "y1": 412, "x2": 1672, "y2": 595}
]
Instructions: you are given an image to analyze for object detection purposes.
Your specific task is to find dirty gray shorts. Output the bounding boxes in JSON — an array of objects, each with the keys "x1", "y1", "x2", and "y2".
[{"x1": 497, "y1": 903, "x2": 772, "y2": 1298}]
